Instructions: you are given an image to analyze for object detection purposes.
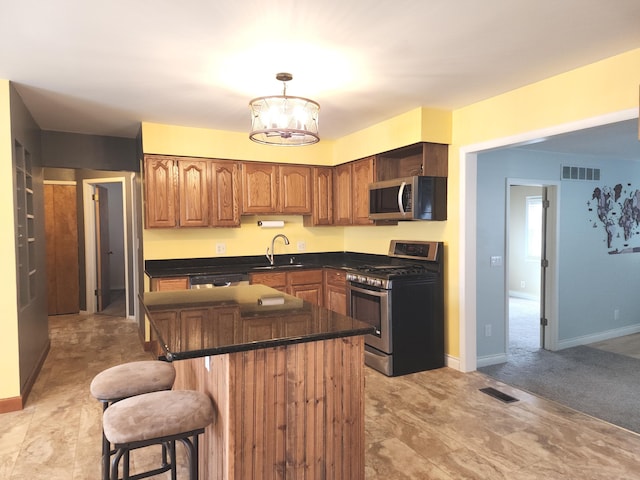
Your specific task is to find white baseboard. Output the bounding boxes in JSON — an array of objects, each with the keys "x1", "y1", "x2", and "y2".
[
  {"x1": 557, "y1": 323, "x2": 640, "y2": 350},
  {"x1": 476, "y1": 353, "x2": 508, "y2": 368},
  {"x1": 508, "y1": 291, "x2": 539, "y2": 301},
  {"x1": 445, "y1": 354, "x2": 460, "y2": 371}
]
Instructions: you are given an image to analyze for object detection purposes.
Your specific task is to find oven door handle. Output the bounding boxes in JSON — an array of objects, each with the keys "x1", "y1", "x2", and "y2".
[
  {"x1": 348, "y1": 284, "x2": 388, "y2": 298},
  {"x1": 397, "y1": 181, "x2": 406, "y2": 216}
]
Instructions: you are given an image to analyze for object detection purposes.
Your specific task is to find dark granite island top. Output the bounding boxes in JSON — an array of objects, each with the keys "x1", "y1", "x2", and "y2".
[
  {"x1": 140, "y1": 283, "x2": 372, "y2": 479},
  {"x1": 140, "y1": 284, "x2": 374, "y2": 361}
]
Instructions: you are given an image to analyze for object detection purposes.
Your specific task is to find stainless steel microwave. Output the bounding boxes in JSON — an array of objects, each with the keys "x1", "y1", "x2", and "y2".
[{"x1": 368, "y1": 176, "x2": 447, "y2": 221}]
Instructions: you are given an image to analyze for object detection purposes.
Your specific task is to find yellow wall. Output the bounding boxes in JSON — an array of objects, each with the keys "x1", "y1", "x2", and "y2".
[
  {"x1": 142, "y1": 122, "x2": 335, "y2": 166},
  {"x1": 143, "y1": 216, "x2": 345, "y2": 259},
  {"x1": 0, "y1": 79, "x2": 20, "y2": 399}
]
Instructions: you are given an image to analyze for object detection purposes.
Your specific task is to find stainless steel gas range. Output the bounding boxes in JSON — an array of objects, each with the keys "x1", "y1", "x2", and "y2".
[{"x1": 346, "y1": 240, "x2": 444, "y2": 376}]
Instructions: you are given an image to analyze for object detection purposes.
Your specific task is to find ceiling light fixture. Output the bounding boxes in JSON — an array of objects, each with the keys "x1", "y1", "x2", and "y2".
[{"x1": 249, "y1": 73, "x2": 320, "y2": 146}]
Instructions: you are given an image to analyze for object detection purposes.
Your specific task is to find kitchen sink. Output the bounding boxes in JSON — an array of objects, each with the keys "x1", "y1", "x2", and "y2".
[{"x1": 253, "y1": 264, "x2": 305, "y2": 270}]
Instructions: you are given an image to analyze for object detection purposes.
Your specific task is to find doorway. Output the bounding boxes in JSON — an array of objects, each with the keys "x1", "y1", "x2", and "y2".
[
  {"x1": 506, "y1": 181, "x2": 558, "y2": 355},
  {"x1": 83, "y1": 177, "x2": 129, "y2": 317},
  {"x1": 507, "y1": 184, "x2": 543, "y2": 353}
]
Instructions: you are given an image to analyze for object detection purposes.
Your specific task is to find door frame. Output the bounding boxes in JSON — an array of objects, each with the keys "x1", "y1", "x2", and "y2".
[
  {"x1": 83, "y1": 177, "x2": 130, "y2": 316},
  {"x1": 505, "y1": 180, "x2": 560, "y2": 353},
  {"x1": 458, "y1": 108, "x2": 637, "y2": 372}
]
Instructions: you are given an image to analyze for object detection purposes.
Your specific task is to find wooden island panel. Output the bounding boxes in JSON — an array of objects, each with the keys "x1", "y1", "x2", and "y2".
[{"x1": 173, "y1": 335, "x2": 365, "y2": 480}]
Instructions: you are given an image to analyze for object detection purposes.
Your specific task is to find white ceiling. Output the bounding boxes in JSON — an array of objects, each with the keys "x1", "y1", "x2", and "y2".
[{"x1": 1, "y1": 0, "x2": 640, "y2": 151}]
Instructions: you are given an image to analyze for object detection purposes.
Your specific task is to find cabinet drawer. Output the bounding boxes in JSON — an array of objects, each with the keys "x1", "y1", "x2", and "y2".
[
  {"x1": 249, "y1": 271, "x2": 287, "y2": 288},
  {"x1": 151, "y1": 277, "x2": 189, "y2": 291},
  {"x1": 288, "y1": 269, "x2": 323, "y2": 285},
  {"x1": 324, "y1": 268, "x2": 346, "y2": 286}
]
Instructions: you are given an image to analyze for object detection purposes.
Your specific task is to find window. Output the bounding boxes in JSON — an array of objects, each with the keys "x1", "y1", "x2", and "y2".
[{"x1": 526, "y1": 196, "x2": 542, "y2": 260}]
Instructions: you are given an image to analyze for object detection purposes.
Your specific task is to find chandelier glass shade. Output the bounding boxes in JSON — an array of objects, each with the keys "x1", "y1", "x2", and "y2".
[{"x1": 249, "y1": 73, "x2": 320, "y2": 146}]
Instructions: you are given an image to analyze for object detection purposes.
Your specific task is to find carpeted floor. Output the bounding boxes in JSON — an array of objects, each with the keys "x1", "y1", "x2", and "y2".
[
  {"x1": 480, "y1": 297, "x2": 640, "y2": 434},
  {"x1": 480, "y1": 344, "x2": 640, "y2": 434}
]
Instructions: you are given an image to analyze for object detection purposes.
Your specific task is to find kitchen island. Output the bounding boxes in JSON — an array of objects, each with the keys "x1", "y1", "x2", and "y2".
[{"x1": 140, "y1": 284, "x2": 374, "y2": 480}]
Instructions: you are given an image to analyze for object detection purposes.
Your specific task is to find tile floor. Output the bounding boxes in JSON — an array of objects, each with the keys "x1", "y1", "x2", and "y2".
[{"x1": 2, "y1": 313, "x2": 640, "y2": 479}]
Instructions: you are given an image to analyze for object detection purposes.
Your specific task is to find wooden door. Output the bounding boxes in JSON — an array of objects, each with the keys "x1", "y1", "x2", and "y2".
[
  {"x1": 211, "y1": 161, "x2": 240, "y2": 227},
  {"x1": 178, "y1": 159, "x2": 209, "y2": 227},
  {"x1": 241, "y1": 162, "x2": 278, "y2": 214},
  {"x1": 44, "y1": 184, "x2": 79, "y2": 315},
  {"x1": 144, "y1": 156, "x2": 177, "y2": 228},
  {"x1": 279, "y1": 165, "x2": 312, "y2": 214},
  {"x1": 352, "y1": 157, "x2": 375, "y2": 225},
  {"x1": 95, "y1": 185, "x2": 111, "y2": 311},
  {"x1": 333, "y1": 163, "x2": 352, "y2": 225}
]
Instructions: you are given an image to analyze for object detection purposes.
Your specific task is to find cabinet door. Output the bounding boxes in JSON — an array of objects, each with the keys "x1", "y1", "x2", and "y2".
[
  {"x1": 324, "y1": 268, "x2": 347, "y2": 315},
  {"x1": 179, "y1": 308, "x2": 211, "y2": 352},
  {"x1": 249, "y1": 271, "x2": 287, "y2": 291},
  {"x1": 305, "y1": 167, "x2": 333, "y2": 226},
  {"x1": 151, "y1": 277, "x2": 189, "y2": 291},
  {"x1": 288, "y1": 269, "x2": 323, "y2": 306},
  {"x1": 178, "y1": 159, "x2": 209, "y2": 227},
  {"x1": 290, "y1": 283, "x2": 323, "y2": 306},
  {"x1": 144, "y1": 156, "x2": 177, "y2": 228},
  {"x1": 352, "y1": 157, "x2": 375, "y2": 225},
  {"x1": 211, "y1": 160, "x2": 240, "y2": 227},
  {"x1": 241, "y1": 162, "x2": 278, "y2": 214},
  {"x1": 279, "y1": 165, "x2": 312, "y2": 214},
  {"x1": 333, "y1": 163, "x2": 352, "y2": 225}
]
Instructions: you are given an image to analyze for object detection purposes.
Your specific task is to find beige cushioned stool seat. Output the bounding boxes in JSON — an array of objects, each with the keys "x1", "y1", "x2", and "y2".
[
  {"x1": 90, "y1": 361, "x2": 176, "y2": 402},
  {"x1": 103, "y1": 390, "x2": 215, "y2": 445}
]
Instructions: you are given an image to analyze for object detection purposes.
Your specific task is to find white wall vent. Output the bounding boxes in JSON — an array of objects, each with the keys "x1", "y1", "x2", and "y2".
[{"x1": 561, "y1": 165, "x2": 600, "y2": 181}]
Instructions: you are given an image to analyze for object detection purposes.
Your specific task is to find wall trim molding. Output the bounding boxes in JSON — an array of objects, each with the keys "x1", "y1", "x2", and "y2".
[
  {"x1": 0, "y1": 396, "x2": 23, "y2": 413},
  {"x1": 445, "y1": 354, "x2": 460, "y2": 371},
  {"x1": 476, "y1": 353, "x2": 508, "y2": 368},
  {"x1": 557, "y1": 323, "x2": 640, "y2": 350}
]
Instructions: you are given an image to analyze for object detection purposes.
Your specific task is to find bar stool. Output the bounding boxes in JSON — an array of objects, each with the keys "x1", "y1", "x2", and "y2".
[
  {"x1": 90, "y1": 361, "x2": 176, "y2": 480},
  {"x1": 102, "y1": 389, "x2": 214, "y2": 480}
]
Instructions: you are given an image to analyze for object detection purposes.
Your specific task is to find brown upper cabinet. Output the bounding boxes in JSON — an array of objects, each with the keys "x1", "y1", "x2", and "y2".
[
  {"x1": 144, "y1": 156, "x2": 177, "y2": 228},
  {"x1": 333, "y1": 156, "x2": 375, "y2": 226},
  {"x1": 144, "y1": 154, "x2": 240, "y2": 228},
  {"x1": 375, "y1": 142, "x2": 448, "y2": 180},
  {"x1": 241, "y1": 162, "x2": 312, "y2": 215},
  {"x1": 304, "y1": 166, "x2": 333, "y2": 226}
]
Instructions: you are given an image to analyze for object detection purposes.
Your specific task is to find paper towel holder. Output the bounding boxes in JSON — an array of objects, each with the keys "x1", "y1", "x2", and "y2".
[{"x1": 257, "y1": 220, "x2": 285, "y2": 228}]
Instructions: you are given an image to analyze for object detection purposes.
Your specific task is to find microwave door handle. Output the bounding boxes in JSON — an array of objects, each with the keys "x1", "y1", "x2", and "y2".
[{"x1": 397, "y1": 181, "x2": 407, "y2": 215}]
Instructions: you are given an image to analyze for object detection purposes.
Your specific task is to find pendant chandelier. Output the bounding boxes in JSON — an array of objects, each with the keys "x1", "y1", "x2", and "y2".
[{"x1": 249, "y1": 73, "x2": 320, "y2": 146}]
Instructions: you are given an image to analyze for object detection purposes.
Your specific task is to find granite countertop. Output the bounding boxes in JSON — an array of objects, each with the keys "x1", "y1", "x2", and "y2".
[
  {"x1": 144, "y1": 251, "x2": 407, "y2": 279},
  {"x1": 140, "y1": 284, "x2": 375, "y2": 361}
]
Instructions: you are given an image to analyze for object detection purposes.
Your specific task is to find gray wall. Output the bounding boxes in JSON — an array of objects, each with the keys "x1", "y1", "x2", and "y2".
[
  {"x1": 476, "y1": 147, "x2": 640, "y2": 360},
  {"x1": 10, "y1": 83, "x2": 49, "y2": 393},
  {"x1": 42, "y1": 131, "x2": 138, "y2": 171}
]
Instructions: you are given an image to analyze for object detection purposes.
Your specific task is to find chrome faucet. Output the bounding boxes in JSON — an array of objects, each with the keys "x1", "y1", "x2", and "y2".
[{"x1": 266, "y1": 234, "x2": 290, "y2": 265}]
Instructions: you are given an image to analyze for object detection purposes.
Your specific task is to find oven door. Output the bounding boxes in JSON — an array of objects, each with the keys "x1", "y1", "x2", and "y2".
[{"x1": 347, "y1": 282, "x2": 392, "y2": 354}]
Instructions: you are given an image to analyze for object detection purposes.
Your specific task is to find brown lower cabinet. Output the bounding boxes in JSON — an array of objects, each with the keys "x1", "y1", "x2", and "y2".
[
  {"x1": 249, "y1": 269, "x2": 324, "y2": 306},
  {"x1": 150, "y1": 276, "x2": 189, "y2": 291},
  {"x1": 150, "y1": 268, "x2": 345, "y2": 312},
  {"x1": 323, "y1": 268, "x2": 347, "y2": 315}
]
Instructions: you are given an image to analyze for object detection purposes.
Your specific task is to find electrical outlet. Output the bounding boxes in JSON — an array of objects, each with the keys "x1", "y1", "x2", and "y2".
[
  {"x1": 490, "y1": 256, "x2": 503, "y2": 267},
  {"x1": 297, "y1": 240, "x2": 306, "y2": 252},
  {"x1": 520, "y1": 280, "x2": 526, "y2": 288},
  {"x1": 216, "y1": 243, "x2": 226, "y2": 254},
  {"x1": 485, "y1": 325, "x2": 492, "y2": 337},
  {"x1": 614, "y1": 308, "x2": 620, "y2": 321}
]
